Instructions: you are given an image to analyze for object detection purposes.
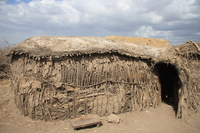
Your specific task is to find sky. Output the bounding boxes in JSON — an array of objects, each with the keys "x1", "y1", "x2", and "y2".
[{"x1": 0, "y1": 0, "x2": 200, "y2": 47}]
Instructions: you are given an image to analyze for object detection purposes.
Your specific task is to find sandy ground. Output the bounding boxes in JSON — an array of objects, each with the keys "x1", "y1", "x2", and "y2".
[{"x1": 0, "y1": 79, "x2": 200, "y2": 133}]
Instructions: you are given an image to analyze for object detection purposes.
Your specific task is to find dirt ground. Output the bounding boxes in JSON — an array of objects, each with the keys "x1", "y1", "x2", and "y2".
[{"x1": 0, "y1": 79, "x2": 200, "y2": 133}]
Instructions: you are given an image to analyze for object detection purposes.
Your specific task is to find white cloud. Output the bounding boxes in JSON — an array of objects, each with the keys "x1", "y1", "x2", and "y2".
[
  {"x1": 0, "y1": 0, "x2": 6, "y2": 5},
  {"x1": 0, "y1": 0, "x2": 199, "y2": 46},
  {"x1": 134, "y1": 25, "x2": 171, "y2": 39}
]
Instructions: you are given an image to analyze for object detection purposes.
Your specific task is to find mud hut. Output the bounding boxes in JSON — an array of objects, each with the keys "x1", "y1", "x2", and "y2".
[{"x1": 9, "y1": 37, "x2": 200, "y2": 121}]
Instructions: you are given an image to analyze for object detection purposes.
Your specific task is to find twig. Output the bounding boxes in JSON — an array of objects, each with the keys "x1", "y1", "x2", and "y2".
[
  {"x1": 1, "y1": 37, "x2": 10, "y2": 47},
  {"x1": 47, "y1": 108, "x2": 53, "y2": 121},
  {"x1": 62, "y1": 80, "x2": 141, "y2": 89},
  {"x1": 193, "y1": 42, "x2": 200, "y2": 52}
]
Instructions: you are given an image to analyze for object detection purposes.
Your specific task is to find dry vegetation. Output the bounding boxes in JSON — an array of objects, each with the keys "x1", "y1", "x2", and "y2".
[{"x1": 0, "y1": 38, "x2": 11, "y2": 79}]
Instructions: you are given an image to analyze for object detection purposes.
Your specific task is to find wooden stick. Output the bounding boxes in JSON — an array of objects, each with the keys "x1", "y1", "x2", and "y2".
[
  {"x1": 192, "y1": 42, "x2": 200, "y2": 52},
  {"x1": 47, "y1": 108, "x2": 53, "y2": 121}
]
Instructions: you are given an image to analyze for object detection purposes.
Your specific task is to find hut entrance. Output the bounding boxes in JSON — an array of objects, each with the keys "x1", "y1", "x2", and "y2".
[{"x1": 155, "y1": 63, "x2": 180, "y2": 105}]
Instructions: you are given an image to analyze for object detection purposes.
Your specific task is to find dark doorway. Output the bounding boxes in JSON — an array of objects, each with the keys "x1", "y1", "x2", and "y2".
[{"x1": 155, "y1": 63, "x2": 180, "y2": 105}]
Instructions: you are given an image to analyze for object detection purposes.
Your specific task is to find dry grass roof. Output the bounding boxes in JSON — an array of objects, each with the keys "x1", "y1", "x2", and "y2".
[
  {"x1": 172, "y1": 41, "x2": 200, "y2": 56},
  {"x1": 105, "y1": 36, "x2": 171, "y2": 48},
  {"x1": 9, "y1": 36, "x2": 170, "y2": 60}
]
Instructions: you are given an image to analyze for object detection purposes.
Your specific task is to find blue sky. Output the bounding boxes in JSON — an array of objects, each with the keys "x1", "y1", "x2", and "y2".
[
  {"x1": 0, "y1": 0, "x2": 200, "y2": 47},
  {"x1": 5, "y1": 0, "x2": 32, "y2": 4}
]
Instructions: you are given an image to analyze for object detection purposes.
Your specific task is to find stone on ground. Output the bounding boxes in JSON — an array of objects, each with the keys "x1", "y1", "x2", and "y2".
[
  {"x1": 107, "y1": 114, "x2": 120, "y2": 124},
  {"x1": 70, "y1": 114, "x2": 102, "y2": 130}
]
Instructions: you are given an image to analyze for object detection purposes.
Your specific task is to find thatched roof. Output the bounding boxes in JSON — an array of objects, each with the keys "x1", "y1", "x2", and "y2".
[
  {"x1": 9, "y1": 36, "x2": 171, "y2": 60},
  {"x1": 105, "y1": 36, "x2": 171, "y2": 48},
  {"x1": 172, "y1": 41, "x2": 200, "y2": 56}
]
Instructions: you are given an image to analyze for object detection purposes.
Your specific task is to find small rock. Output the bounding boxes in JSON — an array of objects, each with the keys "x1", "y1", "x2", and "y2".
[{"x1": 107, "y1": 114, "x2": 120, "y2": 124}]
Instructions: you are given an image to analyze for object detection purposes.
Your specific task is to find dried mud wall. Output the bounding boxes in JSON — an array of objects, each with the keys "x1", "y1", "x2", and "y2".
[{"x1": 11, "y1": 54, "x2": 159, "y2": 121}]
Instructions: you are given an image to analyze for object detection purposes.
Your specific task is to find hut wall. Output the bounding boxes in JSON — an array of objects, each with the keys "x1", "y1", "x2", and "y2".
[
  {"x1": 167, "y1": 42, "x2": 200, "y2": 119},
  {"x1": 183, "y1": 55, "x2": 200, "y2": 111},
  {"x1": 174, "y1": 53, "x2": 200, "y2": 119},
  {"x1": 11, "y1": 54, "x2": 160, "y2": 120}
]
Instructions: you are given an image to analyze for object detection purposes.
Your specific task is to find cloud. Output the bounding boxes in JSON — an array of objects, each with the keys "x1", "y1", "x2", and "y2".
[{"x1": 0, "y1": 0, "x2": 199, "y2": 46}]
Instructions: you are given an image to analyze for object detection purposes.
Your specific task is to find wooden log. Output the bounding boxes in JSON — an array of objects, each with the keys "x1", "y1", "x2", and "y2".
[
  {"x1": 81, "y1": 60, "x2": 86, "y2": 86},
  {"x1": 156, "y1": 76, "x2": 161, "y2": 105},
  {"x1": 65, "y1": 84, "x2": 70, "y2": 118},
  {"x1": 139, "y1": 87, "x2": 143, "y2": 111},
  {"x1": 133, "y1": 85, "x2": 137, "y2": 110},
  {"x1": 129, "y1": 89, "x2": 134, "y2": 105}
]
